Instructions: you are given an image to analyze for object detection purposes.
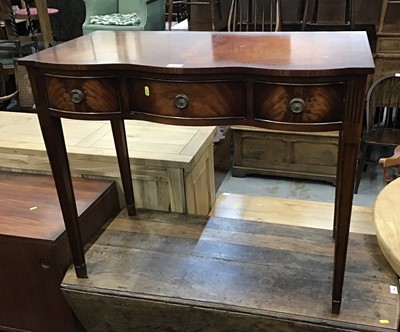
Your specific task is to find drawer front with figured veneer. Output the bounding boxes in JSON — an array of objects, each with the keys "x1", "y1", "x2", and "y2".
[
  {"x1": 44, "y1": 76, "x2": 121, "y2": 114},
  {"x1": 128, "y1": 78, "x2": 246, "y2": 119},
  {"x1": 253, "y1": 82, "x2": 346, "y2": 124}
]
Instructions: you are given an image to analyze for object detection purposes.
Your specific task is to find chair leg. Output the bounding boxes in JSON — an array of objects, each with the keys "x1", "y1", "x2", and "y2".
[
  {"x1": 354, "y1": 142, "x2": 368, "y2": 194},
  {"x1": 301, "y1": 0, "x2": 310, "y2": 31},
  {"x1": 275, "y1": 0, "x2": 282, "y2": 31},
  {"x1": 345, "y1": 0, "x2": 354, "y2": 29},
  {"x1": 311, "y1": 0, "x2": 319, "y2": 23},
  {"x1": 167, "y1": 0, "x2": 173, "y2": 30}
]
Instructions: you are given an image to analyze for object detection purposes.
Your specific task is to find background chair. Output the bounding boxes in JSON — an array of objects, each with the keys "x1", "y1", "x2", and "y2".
[
  {"x1": 302, "y1": 0, "x2": 353, "y2": 31},
  {"x1": 0, "y1": 0, "x2": 37, "y2": 109},
  {"x1": 379, "y1": 145, "x2": 400, "y2": 184},
  {"x1": 227, "y1": 0, "x2": 282, "y2": 32},
  {"x1": 166, "y1": 0, "x2": 188, "y2": 30},
  {"x1": 82, "y1": 0, "x2": 165, "y2": 35},
  {"x1": 184, "y1": 0, "x2": 222, "y2": 31},
  {"x1": 354, "y1": 73, "x2": 400, "y2": 193},
  {"x1": 0, "y1": 41, "x2": 31, "y2": 108}
]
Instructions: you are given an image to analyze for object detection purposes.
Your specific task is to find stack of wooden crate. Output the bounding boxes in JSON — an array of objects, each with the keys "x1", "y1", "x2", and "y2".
[{"x1": 374, "y1": 0, "x2": 400, "y2": 80}]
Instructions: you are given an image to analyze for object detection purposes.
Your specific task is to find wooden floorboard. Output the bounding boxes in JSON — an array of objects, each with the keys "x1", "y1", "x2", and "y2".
[
  {"x1": 209, "y1": 193, "x2": 375, "y2": 235},
  {"x1": 62, "y1": 210, "x2": 399, "y2": 332}
]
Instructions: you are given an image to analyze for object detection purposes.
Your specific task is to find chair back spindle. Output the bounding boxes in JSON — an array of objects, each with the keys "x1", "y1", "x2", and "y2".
[{"x1": 228, "y1": 0, "x2": 281, "y2": 32}]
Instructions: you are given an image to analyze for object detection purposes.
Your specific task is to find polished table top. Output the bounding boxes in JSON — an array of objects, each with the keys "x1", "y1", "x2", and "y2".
[{"x1": 20, "y1": 31, "x2": 374, "y2": 76}]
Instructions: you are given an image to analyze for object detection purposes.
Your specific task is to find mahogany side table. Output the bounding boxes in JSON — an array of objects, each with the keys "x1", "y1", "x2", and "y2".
[{"x1": 19, "y1": 30, "x2": 374, "y2": 314}]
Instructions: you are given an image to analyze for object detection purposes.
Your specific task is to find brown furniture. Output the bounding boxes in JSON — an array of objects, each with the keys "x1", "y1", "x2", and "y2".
[
  {"x1": 232, "y1": 126, "x2": 338, "y2": 184},
  {"x1": 0, "y1": 0, "x2": 57, "y2": 48},
  {"x1": 227, "y1": 0, "x2": 283, "y2": 32},
  {"x1": 379, "y1": 145, "x2": 400, "y2": 183},
  {"x1": 0, "y1": 171, "x2": 120, "y2": 332},
  {"x1": 0, "y1": 0, "x2": 35, "y2": 107},
  {"x1": 373, "y1": 0, "x2": 400, "y2": 81},
  {"x1": 19, "y1": 30, "x2": 374, "y2": 314},
  {"x1": 186, "y1": 0, "x2": 223, "y2": 30},
  {"x1": 354, "y1": 73, "x2": 400, "y2": 193},
  {"x1": 0, "y1": 112, "x2": 217, "y2": 215},
  {"x1": 302, "y1": 0, "x2": 354, "y2": 30},
  {"x1": 166, "y1": 0, "x2": 188, "y2": 31},
  {"x1": 189, "y1": 0, "x2": 382, "y2": 33}
]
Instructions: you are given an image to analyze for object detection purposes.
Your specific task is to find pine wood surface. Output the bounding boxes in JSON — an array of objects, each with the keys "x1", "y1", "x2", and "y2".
[
  {"x1": 373, "y1": 177, "x2": 400, "y2": 276},
  {"x1": 209, "y1": 193, "x2": 375, "y2": 235},
  {"x1": 0, "y1": 112, "x2": 216, "y2": 214},
  {"x1": 62, "y1": 209, "x2": 399, "y2": 331},
  {"x1": 0, "y1": 112, "x2": 216, "y2": 171}
]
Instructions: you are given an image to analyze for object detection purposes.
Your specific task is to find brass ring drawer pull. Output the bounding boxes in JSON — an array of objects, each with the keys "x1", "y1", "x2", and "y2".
[
  {"x1": 70, "y1": 89, "x2": 85, "y2": 104},
  {"x1": 288, "y1": 98, "x2": 305, "y2": 114},
  {"x1": 175, "y1": 94, "x2": 189, "y2": 109}
]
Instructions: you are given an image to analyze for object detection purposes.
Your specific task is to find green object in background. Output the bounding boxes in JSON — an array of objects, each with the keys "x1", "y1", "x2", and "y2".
[{"x1": 90, "y1": 12, "x2": 141, "y2": 26}]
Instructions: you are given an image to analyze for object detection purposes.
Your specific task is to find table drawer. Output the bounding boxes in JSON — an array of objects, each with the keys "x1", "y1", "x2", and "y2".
[
  {"x1": 128, "y1": 78, "x2": 245, "y2": 119},
  {"x1": 45, "y1": 76, "x2": 120, "y2": 113},
  {"x1": 253, "y1": 82, "x2": 346, "y2": 124}
]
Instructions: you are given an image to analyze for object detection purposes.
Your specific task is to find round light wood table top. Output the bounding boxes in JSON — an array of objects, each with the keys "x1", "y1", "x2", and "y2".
[{"x1": 373, "y1": 177, "x2": 400, "y2": 276}]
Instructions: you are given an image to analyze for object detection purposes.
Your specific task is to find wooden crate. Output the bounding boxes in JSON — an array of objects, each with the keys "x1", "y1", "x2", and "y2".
[
  {"x1": 0, "y1": 112, "x2": 216, "y2": 215},
  {"x1": 373, "y1": 55, "x2": 400, "y2": 80},
  {"x1": 232, "y1": 126, "x2": 338, "y2": 184}
]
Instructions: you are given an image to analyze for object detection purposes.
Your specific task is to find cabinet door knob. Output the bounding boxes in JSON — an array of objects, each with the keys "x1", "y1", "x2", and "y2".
[
  {"x1": 39, "y1": 258, "x2": 51, "y2": 269},
  {"x1": 288, "y1": 98, "x2": 305, "y2": 114},
  {"x1": 70, "y1": 89, "x2": 85, "y2": 104},
  {"x1": 175, "y1": 94, "x2": 189, "y2": 109}
]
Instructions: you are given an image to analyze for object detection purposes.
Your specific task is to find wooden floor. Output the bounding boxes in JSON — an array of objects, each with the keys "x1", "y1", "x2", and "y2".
[
  {"x1": 62, "y1": 208, "x2": 400, "y2": 332},
  {"x1": 209, "y1": 193, "x2": 375, "y2": 235}
]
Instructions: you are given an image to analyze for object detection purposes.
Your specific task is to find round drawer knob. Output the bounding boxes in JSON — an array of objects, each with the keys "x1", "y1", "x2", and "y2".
[
  {"x1": 39, "y1": 258, "x2": 51, "y2": 269},
  {"x1": 175, "y1": 94, "x2": 189, "y2": 109},
  {"x1": 70, "y1": 89, "x2": 85, "y2": 104},
  {"x1": 288, "y1": 98, "x2": 305, "y2": 114}
]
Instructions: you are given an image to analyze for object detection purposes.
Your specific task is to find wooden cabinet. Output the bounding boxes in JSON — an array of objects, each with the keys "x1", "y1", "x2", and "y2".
[
  {"x1": 0, "y1": 112, "x2": 216, "y2": 216},
  {"x1": 373, "y1": 0, "x2": 400, "y2": 81},
  {"x1": 232, "y1": 126, "x2": 338, "y2": 184},
  {"x1": 0, "y1": 171, "x2": 120, "y2": 332}
]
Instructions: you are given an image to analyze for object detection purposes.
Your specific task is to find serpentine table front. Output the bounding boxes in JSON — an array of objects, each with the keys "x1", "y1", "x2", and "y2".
[{"x1": 18, "y1": 30, "x2": 374, "y2": 314}]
